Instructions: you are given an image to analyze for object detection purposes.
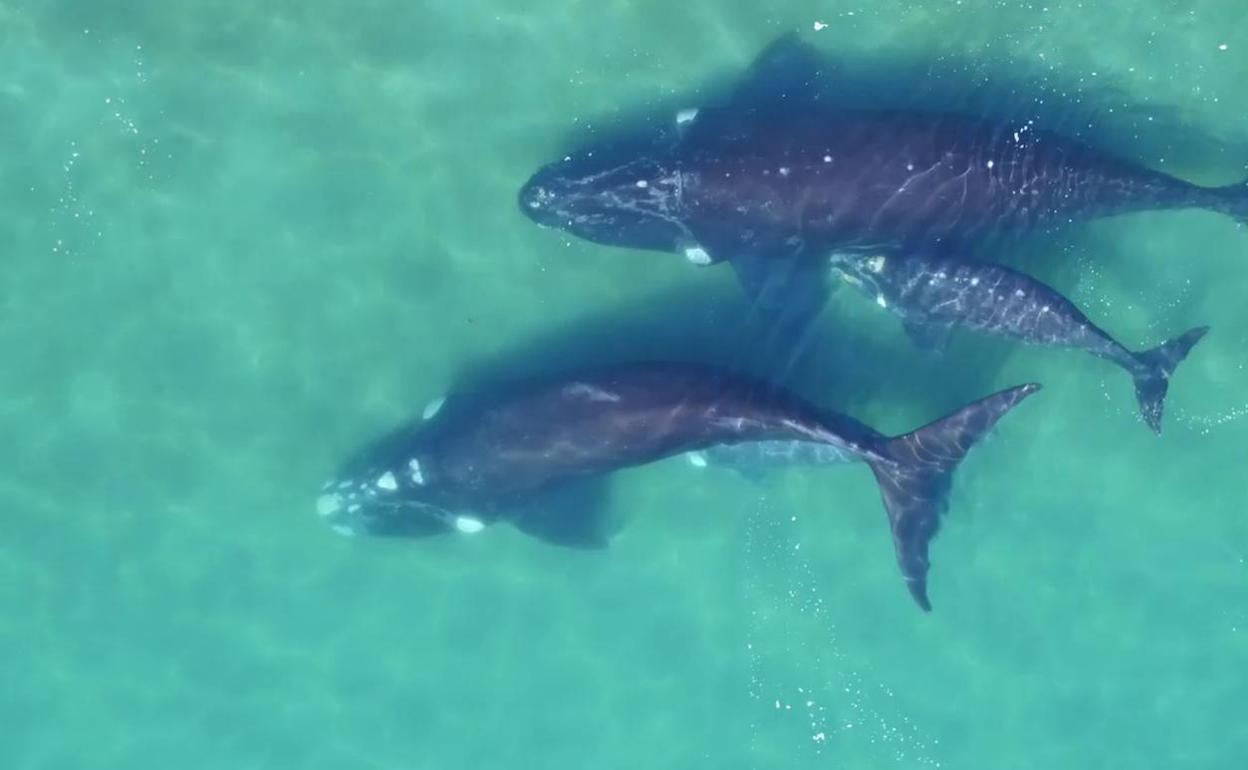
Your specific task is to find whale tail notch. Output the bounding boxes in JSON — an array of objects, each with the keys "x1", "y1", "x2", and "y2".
[
  {"x1": 1130, "y1": 326, "x2": 1209, "y2": 434},
  {"x1": 863, "y1": 383, "x2": 1042, "y2": 612}
]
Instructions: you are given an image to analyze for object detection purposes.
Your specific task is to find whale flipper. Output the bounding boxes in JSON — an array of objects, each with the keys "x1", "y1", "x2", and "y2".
[
  {"x1": 729, "y1": 252, "x2": 831, "y2": 366},
  {"x1": 864, "y1": 383, "x2": 1042, "y2": 611},
  {"x1": 508, "y1": 478, "x2": 616, "y2": 549},
  {"x1": 902, "y1": 320, "x2": 954, "y2": 355}
]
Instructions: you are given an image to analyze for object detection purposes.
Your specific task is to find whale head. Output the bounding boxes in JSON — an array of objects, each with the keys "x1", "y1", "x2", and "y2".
[
  {"x1": 315, "y1": 422, "x2": 488, "y2": 540},
  {"x1": 518, "y1": 148, "x2": 688, "y2": 252}
]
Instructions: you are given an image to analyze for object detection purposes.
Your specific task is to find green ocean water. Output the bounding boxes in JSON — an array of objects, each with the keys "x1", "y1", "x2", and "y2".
[{"x1": 2, "y1": 1, "x2": 1247, "y2": 768}]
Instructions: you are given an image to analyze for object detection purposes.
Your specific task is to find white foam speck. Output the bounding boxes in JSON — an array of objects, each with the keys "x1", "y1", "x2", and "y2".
[
  {"x1": 813, "y1": 21, "x2": 827, "y2": 31},
  {"x1": 876, "y1": 294, "x2": 888, "y2": 308},
  {"x1": 687, "y1": 452, "x2": 708, "y2": 468},
  {"x1": 635, "y1": 179, "x2": 648, "y2": 188},
  {"x1": 376, "y1": 471, "x2": 397, "y2": 491},
  {"x1": 675, "y1": 108, "x2": 699, "y2": 125},
  {"x1": 408, "y1": 458, "x2": 425, "y2": 485},
  {"x1": 455, "y1": 516, "x2": 485, "y2": 534},
  {"x1": 1219, "y1": 43, "x2": 1229, "y2": 51}
]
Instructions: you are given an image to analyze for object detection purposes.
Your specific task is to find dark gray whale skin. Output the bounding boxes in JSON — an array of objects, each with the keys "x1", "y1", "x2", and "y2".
[
  {"x1": 521, "y1": 105, "x2": 1248, "y2": 265},
  {"x1": 315, "y1": 362, "x2": 1041, "y2": 611},
  {"x1": 830, "y1": 251, "x2": 1208, "y2": 434}
]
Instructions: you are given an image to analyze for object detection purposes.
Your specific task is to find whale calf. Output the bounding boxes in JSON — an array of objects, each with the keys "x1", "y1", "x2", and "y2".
[
  {"x1": 316, "y1": 362, "x2": 1040, "y2": 610},
  {"x1": 830, "y1": 251, "x2": 1207, "y2": 433}
]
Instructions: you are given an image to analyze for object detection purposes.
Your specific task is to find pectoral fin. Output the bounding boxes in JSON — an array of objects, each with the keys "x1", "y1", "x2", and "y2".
[
  {"x1": 507, "y1": 478, "x2": 618, "y2": 549},
  {"x1": 903, "y1": 320, "x2": 954, "y2": 354}
]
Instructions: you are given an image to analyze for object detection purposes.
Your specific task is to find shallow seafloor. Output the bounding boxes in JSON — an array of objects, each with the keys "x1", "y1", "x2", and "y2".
[{"x1": 1, "y1": 2, "x2": 1246, "y2": 768}]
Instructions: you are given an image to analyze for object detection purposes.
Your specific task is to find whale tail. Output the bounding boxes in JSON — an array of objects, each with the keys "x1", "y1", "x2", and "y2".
[
  {"x1": 1130, "y1": 326, "x2": 1209, "y2": 434},
  {"x1": 863, "y1": 383, "x2": 1041, "y2": 612},
  {"x1": 1207, "y1": 180, "x2": 1248, "y2": 226}
]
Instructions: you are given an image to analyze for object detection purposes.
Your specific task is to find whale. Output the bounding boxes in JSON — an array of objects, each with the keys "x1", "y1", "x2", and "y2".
[
  {"x1": 315, "y1": 361, "x2": 1040, "y2": 610},
  {"x1": 829, "y1": 251, "x2": 1208, "y2": 433},
  {"x1": 518, "y1": 36, "x2": 1248, "y2": 332}
]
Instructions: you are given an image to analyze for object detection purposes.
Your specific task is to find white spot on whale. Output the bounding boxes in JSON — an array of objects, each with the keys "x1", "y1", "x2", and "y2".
[
  {"x1": 675, "y1": 108, "x2": 699, "y2": 125},
  {"x1": 408, "y1": 458, "x2": 425, "y2": 485},
  {"x1": 684, "y1": 245, "x2": 712, "y2": 265},
  {"x1": 1015, "y1": 289, "x2": 1025, "y2": 298},
  {"x1": 376, "y1": 471, "x2": 397, "y2": 491},
  {"x1": 835, "y1": 270, "x2": 863, "y2": 288},
  {"x1": 565, "y1": 383, "x2": 621, "y2": 402},
  {"x1": 316, "y1": 494, "x2": 341, "y2": 517},
  {"x1": 970, "y1": 276, "x2": 980, "y2": 286},
  {"x1": 779, "y1": 166, "x2": 791, "y2": 177},
  {"x1": 635, "y1": 179, "x2": 648, "y2": 188},
  {"x1": 687, "y1": 451, "x2": 708, "y2": 468},
  {"x1": 986, "y1": 160, "x2": 995, "y2": 169},
  {"x1": 422, "y1": 396, "x2": 446, "y2": 420},
  {"x1": 876, "y1": 294, "x2": 888, "y2": 308},
  {"x1": 823, "y1": 154, "x2": 832, "y2": 163},
  {"x1": 454, "y1": 516, "x2": 485, "y2": 534}
]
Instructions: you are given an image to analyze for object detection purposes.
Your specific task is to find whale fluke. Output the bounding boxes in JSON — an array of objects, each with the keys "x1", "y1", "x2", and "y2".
[
  {"x1": 865, "y1": 383, "x2": 1042, "y2": 611},
  {"x1": 1130, "y1": 326, "x2": 1209, "y2": 434}
]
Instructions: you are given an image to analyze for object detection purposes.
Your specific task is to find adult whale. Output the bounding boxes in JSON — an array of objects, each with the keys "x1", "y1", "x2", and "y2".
[
  {"x1": 518, "y1": 36, "x2": 1248, "y2": 326},
  {"x1": 315, "y1": 361, "x2": 1040, "y2": 610}
]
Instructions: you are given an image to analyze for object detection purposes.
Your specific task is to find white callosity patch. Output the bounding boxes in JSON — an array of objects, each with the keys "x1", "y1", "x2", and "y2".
[
  {"x1": 454, "y1": 516, "x2": 485, "y2": 534},
  {"x1": 316, "y1": 494, "x2": 342, "y2": 517},
  {"x1": 408, "y1": 457, "x2": 425, "y2": 485},
  {"x1": 375, "y1": 471, "x2": 397, "y2": 491},
  {"x1": 422, "y1": 396, "x2": 446, "y2": 420},
  {"x1": 684, "y1": 245, "x2": 712, "y2": 265}
]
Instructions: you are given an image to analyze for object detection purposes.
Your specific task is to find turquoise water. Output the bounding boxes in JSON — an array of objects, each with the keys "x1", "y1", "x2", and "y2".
[{"x1": 3, "y1": 2, "x2": 1247, "y2": 768}]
